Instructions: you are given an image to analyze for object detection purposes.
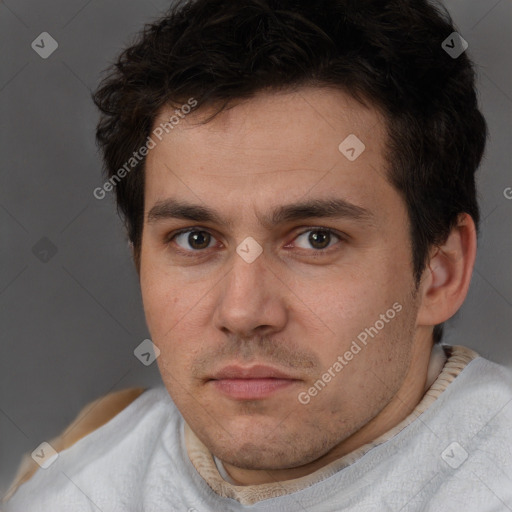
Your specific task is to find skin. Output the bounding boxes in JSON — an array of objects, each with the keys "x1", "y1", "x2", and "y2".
[{"x1": 138, "y1": 87, "x2": 476, "y2": 485}]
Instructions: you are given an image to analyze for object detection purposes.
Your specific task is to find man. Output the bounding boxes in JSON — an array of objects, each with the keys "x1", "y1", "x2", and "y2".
[{"x1": 4, "y1": 0, "x2": 512, "y2": 510}]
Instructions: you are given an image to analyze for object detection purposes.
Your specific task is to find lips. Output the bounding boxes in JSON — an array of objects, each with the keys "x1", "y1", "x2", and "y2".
[
  {"x1": 210, "y1": 364, "x2": 298, "y2": 380},
  {"x1": 209, "y1": 364, "x2": 300, "y2": 400}
]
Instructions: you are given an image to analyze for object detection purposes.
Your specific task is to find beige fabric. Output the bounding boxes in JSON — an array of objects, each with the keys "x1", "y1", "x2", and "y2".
[
  {"x1": 3, "y1": 387, "x2": 147, "y2": 503},
  {"x1": 184, "y1": 344, "x2": 479, "y2": 506}
]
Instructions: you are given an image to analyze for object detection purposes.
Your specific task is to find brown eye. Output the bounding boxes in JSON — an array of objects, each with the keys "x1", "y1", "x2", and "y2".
[
  {"x1": 308, "y1": 230, "x2": 331, "y2": 249},
  {"x1": 174, "y1": 230, "x2": 215, "y2": 251},
  {"x1": 294, "y1": 229, "x2": 340, "y2": 251}
]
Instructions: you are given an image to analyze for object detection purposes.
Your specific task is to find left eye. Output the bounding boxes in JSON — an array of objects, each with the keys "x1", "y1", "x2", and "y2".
[{"x1": 293, "y1": 229, "x2": 341, "y2": 250}]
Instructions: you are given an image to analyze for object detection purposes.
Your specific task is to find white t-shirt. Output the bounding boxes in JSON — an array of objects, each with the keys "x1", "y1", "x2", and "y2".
[{"x1": 4, "y1": 346, "x2": 512, "y2": 511}]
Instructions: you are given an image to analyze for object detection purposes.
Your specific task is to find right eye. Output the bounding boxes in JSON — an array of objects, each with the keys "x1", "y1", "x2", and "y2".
[{"x1": 170, "y1": 229, "x2": 219, "y2": 252}]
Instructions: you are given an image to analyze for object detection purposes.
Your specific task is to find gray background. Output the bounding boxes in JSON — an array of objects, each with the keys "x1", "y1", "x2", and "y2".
[{"x1": 0, "y1": 0, "x2": 511, "y2": 499}]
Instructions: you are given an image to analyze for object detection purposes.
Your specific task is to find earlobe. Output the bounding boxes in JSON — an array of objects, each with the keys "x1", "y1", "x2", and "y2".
[{"x1": 416, "y1": 213, "x2": 477, "y2": 328}]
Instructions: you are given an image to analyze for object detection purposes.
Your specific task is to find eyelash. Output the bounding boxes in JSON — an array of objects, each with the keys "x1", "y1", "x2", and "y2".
[{"x1": 165, "y1": 227, "x2": 345, "y2": 258}]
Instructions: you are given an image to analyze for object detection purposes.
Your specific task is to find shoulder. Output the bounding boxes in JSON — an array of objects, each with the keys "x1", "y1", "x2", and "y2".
[
  {"x1": 435, "y1": 351, "x2": 512, "y2": 470},
  {"x1": 3, "y1": 387, "x2": 148, "y2": 503},
  {"x1": 440, "y1": 349, "x2": 512, "y2": 421},
  {"x1": 457, "y1": 351, "x2": 512, "y2": 394},
  {"x1": 428, "y1": 353, "x2": 512, "y2": 510}
]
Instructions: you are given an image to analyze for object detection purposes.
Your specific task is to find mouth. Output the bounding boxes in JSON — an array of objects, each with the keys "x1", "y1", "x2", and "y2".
[{"x1": 208, "y1": 364, "x2": 301, "y2": 400}]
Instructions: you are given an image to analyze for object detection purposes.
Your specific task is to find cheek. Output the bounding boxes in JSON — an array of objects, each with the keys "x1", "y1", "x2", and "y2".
[
  {"x1": 140, "y1": 245, "x2": 184, "y2": 326},
  {"x1": 140, "y1": 275, "x2": 167, "y2": 333},
  {"x1": 307, "y1": 269, "x2": 412, "y2": 375},
  {"x1": 314, "y1": 305, "x2": 414, "y2": 415},
  {"x1": 140, "y1": 245, "x2": 215, "y2": 332},
  {"x1": 140, "y1": 263, "x2": 185, "y2": 349},
  {"x1": 140, "y1": 269, "x2": 206, "y2": 371},
  {"x1": 311, "y1": 269, "x2": 394, "y2": 330}
]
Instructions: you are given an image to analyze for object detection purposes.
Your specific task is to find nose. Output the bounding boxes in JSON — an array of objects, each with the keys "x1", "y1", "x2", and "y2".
[{"x1": 212, "y1": 246, "x2": 288, "y2": 338}]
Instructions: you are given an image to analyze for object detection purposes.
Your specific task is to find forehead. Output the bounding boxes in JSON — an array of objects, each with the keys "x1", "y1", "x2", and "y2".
[{"x1": 143, "y1": 87, "x2": 397, "y2": 226}]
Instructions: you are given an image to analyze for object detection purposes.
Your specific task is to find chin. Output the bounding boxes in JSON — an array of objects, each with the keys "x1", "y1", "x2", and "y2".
[
  {"x1": 215, "y1": 444, "x2": 295, "y2": 470},
  {"x1": 205, "y1": 424, "x2": 319, "y2": 470}
]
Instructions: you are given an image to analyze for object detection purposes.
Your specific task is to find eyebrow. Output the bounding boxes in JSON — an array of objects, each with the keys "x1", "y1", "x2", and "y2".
[{"x1": 146, "y1": 197, "x2": 376, "y2": 229}]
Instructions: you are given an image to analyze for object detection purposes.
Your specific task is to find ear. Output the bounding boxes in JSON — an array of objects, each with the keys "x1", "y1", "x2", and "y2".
[{"x1": 416, "y1": 213, "x2": 477, "y2": 328}]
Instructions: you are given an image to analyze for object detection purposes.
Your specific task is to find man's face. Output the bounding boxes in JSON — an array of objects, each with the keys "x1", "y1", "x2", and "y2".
[{"x1": 140, "y1": 87, "x2": 422, "y2": 471}]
